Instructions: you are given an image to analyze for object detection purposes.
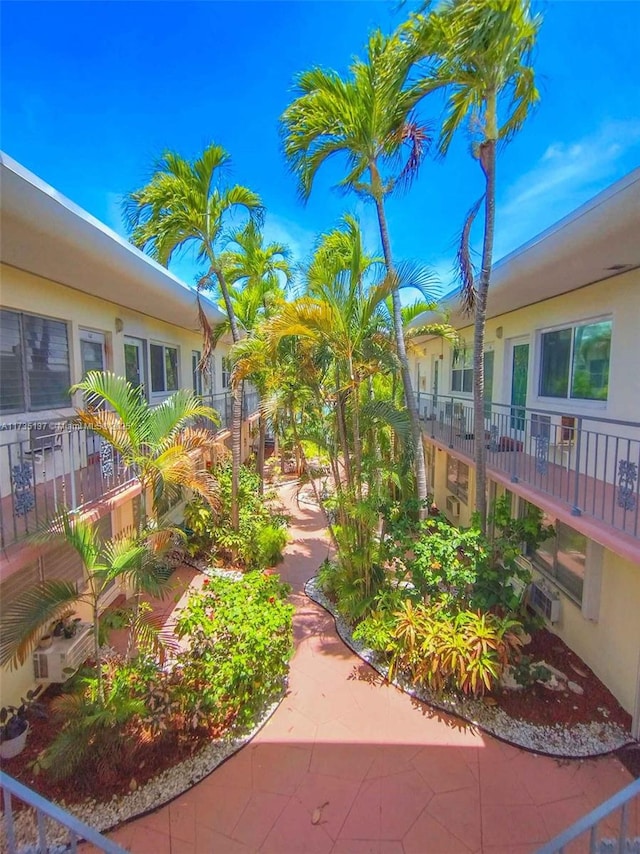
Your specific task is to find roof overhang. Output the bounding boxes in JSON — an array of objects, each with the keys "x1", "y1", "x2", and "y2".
[
  {"x1": 411, "y1": 168, "x2": 640, "y2": 332},
  {"x1": 0, "y1": 152, "x2": 226, "y2": 332}
]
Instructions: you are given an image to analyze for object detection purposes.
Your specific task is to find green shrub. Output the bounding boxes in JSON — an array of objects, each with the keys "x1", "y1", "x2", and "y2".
[
  {"x1": 254, "y1": 525, "x2": 288, "y2": 568},
  {"x1": 183, "y1": 462, "x2": 289, "y2": 570},
  {"x1": 174, "y1": 572, "x2": 294, "y2": 729}
]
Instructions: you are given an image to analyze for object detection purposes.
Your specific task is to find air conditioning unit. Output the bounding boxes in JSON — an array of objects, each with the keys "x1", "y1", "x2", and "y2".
[
  {"x1": 33, "y1": 623, "x2": 93, "y2": 683},
  {"x1": 446, "y1": 495, "x2": 460, "y2": 516},
  {"x1": 529, "y1": 581, "x2": 561, "y2": 623}
]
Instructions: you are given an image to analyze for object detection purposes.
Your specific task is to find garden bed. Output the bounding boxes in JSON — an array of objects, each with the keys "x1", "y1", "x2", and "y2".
[{"x1": 305, "y1": 575, "x2": 635, "y2": 758}]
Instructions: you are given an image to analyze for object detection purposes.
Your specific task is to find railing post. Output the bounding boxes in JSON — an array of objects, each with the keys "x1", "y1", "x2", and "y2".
[
  {"x1": 571, "y1": 416, "x2": 583, "y2": 516},
  {"x1": 449, "y1": 395, "x2": 455, "y2": 448}
]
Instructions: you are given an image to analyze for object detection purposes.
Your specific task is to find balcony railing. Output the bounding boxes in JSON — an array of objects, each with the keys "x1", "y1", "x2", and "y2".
[
  {"x1": 0, "y1": 422, "x2": 136, "y2": 550},
  {"x1": 536, "y1": 776, "x2": 640, "y2": 853},
  {"x1": 0, "y1": 391, "x2": 260, "y2": 550},
  {"x1": 1, "y1": 770, "x2": 127, "y2": 853},
  {"x1": 416, "y1": 392, "x2": 640, "y2": 539}
]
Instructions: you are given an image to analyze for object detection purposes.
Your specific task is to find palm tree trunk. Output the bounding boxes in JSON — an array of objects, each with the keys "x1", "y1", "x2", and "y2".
[
  {"x1": 92, "y1": 600, "x2": 103, "y2": 704},
  {"x1": 372, "y1": 188, "x2": 428, "y2": 517},
  {"x1": 257, "y1": 416, "x2": 266, "y2": 494},
  {"x1": 214, "y1": 265, "x2": 242, "y2": 532},
  {"x1": 473, "y1": 137, "x2": 497, "y2": 533}
]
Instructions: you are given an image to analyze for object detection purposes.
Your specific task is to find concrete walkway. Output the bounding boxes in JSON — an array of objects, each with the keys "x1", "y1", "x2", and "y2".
[{"x1": 104, "y1": 481, "x2": 635, "y2": 853}]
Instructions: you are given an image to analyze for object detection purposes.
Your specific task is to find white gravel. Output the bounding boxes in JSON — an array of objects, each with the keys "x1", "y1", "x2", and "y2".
[{"x1": 304, "y1": 575, "x2": 635, "y2": 759}]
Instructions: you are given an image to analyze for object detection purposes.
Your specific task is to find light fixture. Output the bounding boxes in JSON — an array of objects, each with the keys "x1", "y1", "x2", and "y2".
[
  {"x1": 115, "y1": 318, "x2": 124, "y2": 333},
  {"x1": 496, "y1": 326, "x2": 503, "y2": 339}
]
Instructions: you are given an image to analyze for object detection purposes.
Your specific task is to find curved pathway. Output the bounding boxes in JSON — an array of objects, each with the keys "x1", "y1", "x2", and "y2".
[{"x1": 105, "y1": 481, "x2": 635, "y2": 853}]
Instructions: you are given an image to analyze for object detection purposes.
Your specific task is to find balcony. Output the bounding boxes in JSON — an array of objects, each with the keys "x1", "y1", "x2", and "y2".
[
  {"x1": 417, "y1": 392, "x2": 640, "y2": 540},
  {"x1": 0, "y1": 390, "x2": 261, "y2": 550}
]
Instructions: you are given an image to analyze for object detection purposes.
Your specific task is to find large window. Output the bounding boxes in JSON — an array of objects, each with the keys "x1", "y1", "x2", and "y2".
[
  {"x1": 539, "y1": 319, "x2": 611, "y2": 401},
  {"x1": 150, "y1": 343, "x2": 179, "y2": 393},
  {"x1": 446, "y1": 455, "x2": 469, "y2": 504},
  {"x1": 451, "y1": 347, "x2": 473, "y2": 393},
  {"x1": 0, "y1": 309, "x2": 71, "y2": 413},
  {"x1": 522, "y1": 502, "x2": 586, "y2": 603}
]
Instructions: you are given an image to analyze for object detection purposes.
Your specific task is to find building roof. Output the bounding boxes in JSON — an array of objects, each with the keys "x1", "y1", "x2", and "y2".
[
  {"x1": 0, "y1": 152, "x2": 226, "y2": 331},
  {"x1": 412, "y1": 167, "x2": 640, "y2": 330}
]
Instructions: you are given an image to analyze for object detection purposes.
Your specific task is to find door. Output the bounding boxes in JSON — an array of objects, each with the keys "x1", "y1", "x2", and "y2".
[
  {"x1": 509, "y1": 340, "x2": 529, "y2": 430},
  {"x1": 124, "y1": 337, "x2": 146, "y2": 398},
  {"x1": 79, "y1": 329, "x2": 105, "y2": 377}
]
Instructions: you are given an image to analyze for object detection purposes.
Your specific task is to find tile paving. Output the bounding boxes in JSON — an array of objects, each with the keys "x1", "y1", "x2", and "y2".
[{"x1": 96, "y1": 480, "x2": 635, "y2": 853}]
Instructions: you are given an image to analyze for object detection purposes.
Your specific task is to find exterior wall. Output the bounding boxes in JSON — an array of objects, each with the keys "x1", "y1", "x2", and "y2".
[
  {"x1": 415, "y1": 272, "x2": 640, "y2": 728},
  {"x1": 0, "y1": 263, "x2": 232, "y2": 428},
  {"x1": 533, "y1": 549, "x2": 640, "y2": 716},
  {"x1": 413, "y1": 269, "x2": 640, "y2": 424}
]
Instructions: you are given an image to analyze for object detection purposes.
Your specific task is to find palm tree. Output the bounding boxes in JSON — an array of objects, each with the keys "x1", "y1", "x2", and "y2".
[
  {"x1": 405, "y1": 0, "x2": 541, "y2": 529},
  {"x1": 125, "y1": 144, "x2": 262, "y2": 530},
  {"x1": 280, "y1": 31, "x2": 435, "y2": 514},
  {"x1": 216, "y1": 221, "x2": 292, "y2": 489},
  {"x1": 73, "y1": 372, "x2": 222, "y2": 523},
  {"x1": 0, "y1": 510, "x2": 167, "y2": 703}
]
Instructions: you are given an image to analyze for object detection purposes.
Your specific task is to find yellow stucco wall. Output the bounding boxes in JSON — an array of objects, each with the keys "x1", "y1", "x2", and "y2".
[
  {"x1": 0, "y1": 263, "x2": 234, "y2": 707},
  {"x1": 412, "y1": 268, "x2": 640, "y2": 425},
  {"x1": 546, "y1": 550, "x2": 640, "y2": 716},
  {"x1": 0, "y1": 263, "x2": 232, "y2": 427}
]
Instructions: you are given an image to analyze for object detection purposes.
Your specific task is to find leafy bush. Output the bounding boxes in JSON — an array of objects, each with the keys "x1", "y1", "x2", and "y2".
[
  {"x1": 174, "y1": 572, "x2": 294, "y2": 729},
  {"x1": 38, "y1": 573, "x2": 293, "y2": 782},
  {"x1": 356, "y1": 601, "x2": 524, "y2": 697},
  {"x1": 254, "y1": 525, "x2": 288, "y2": 568},
  {"x1": 183, "y1": 463, "x2": 288, "y2": 570}
]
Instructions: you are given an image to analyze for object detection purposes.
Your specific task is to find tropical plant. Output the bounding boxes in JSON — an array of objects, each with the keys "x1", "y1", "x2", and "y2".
[
  {"x1": 404, "y1": 0, "x2": 542, "y2": 529},
  {"x1": 125, "y1": 143, "x2": 262, "y2": 529},
  {"x1": 356, "y1": 599, "x2": 524, "y2": 697},
  {"x1": 281, "y1": 31, "x2": 437, "y2": 513},
  {"x1": 0, "y1": 509, "x2": 173, "y2": 703},
  {"x1": 174, "y1": 572, "x2": 294, "y2": 729}
]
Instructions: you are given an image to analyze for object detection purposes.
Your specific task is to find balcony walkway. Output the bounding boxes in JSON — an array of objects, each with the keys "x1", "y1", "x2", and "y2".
[{"x1": 91, "y1": 480, "x2": 635, "y2": 854}]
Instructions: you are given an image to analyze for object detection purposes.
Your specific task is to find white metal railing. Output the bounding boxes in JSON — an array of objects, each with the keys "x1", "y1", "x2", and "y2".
[
  {"x1": 536, "y1": 776, "x2": 640, "y2": 853},
  {"x1": 1, "y1": 770, "x2": 127, "y2": 853}
]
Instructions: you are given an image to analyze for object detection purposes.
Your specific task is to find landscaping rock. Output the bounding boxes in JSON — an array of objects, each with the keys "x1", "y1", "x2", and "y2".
[{"x1": 568, "y1": 681, "x2": 585, "y2": 695}]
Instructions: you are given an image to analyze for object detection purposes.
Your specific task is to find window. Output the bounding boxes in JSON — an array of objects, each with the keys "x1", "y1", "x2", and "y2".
[
  {"x1": 522, "y1": 502, "x2": 586, "y2": 603},
  {"x1": 221, "y1": 356, "x2": 231, "y2": 389},
  {"x1": 451, "y1": 347, "x2": 473, "y2": 393},
  {"x1": 150, "y1": 343, "x2": 179, "y2": 393},
  {"x1": 539, "y1": 319, "x2": 611, "y2": 401},
  {"x1": 0, "y1": 309, "x2": 71, "y2": 413},
  {"x1": 446, "y1": 455, "x2": 469, "y2": 504}
]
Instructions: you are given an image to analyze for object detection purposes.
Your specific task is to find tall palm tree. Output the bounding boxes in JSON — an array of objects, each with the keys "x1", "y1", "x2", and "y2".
[
  {"x1": 405, "y1": 0, "x2": 541, "y2": 529},
  {"x1": 125, "y1": 144, "x2": 262, "y2": 530},
  {"x1": 280, "y1": 31, "x2": 435, "y2": 514},
  {"x1": 222, "y1": 220, "x2": 292, "y2": 313}
]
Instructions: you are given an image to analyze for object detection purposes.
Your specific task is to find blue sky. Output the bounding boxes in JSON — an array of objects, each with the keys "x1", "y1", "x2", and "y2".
[{"x1": 2, "y1": 1, "x2": 639, "y2": 299}]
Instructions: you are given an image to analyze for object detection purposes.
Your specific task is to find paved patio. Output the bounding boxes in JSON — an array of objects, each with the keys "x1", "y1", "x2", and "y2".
[{"x1": 97, "y1": 480, "x2": 635, "y2": 853}]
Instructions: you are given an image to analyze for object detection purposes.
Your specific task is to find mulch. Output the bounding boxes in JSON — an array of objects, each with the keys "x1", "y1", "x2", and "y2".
[{"x1": 494, "y1": 628, "x2": 632, "y2": 733}]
